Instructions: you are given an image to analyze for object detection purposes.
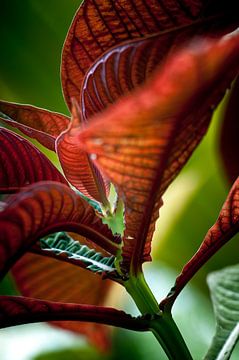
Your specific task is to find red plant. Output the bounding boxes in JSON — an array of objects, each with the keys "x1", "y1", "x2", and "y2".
[{"x1": 1, "y1": 1, "x2": 239, "y2": 358}]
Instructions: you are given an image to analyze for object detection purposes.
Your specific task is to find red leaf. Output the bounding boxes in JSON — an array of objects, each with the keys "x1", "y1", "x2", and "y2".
[
  {"x1": 61, "y1": 0, "x2": 237, "y2": 109},
  {"x1": 219, "y1": 76, "x2": 239, "y2": 184},
  {"x1": 0, "y1": 128, "x2": 67, "y2": 193},
  {"x1": 0, "y1": 295, "x2": 147, "y2": 332},
  {"x1": 12, "y1": 253, "x2": 112, "y2": 350},
  {"x1": 76, "y1": 32, "x2": 239, "y2": 275},
  {"x1": 0, "y1": 181, "x2": 120, "y2": 278},
  {"x1": 160, "y1": 176, "x2": 239, "y2": 310},
  {"x1": 0, "y1": 101, "x2": 69, "y2": 151},
  {"x1": 56, "y1": 100, "x2": 110, "y2": 205}
]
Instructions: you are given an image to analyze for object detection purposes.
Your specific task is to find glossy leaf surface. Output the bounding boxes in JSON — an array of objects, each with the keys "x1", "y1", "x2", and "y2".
[
  {"x1": 0, "y1": 295, "x2": 148, "y2": 331},
  {"x1": 0, "y1": 101, "x2": 69, "y2": 151},
  {"x1": 220, "y1": 77, "x2": 239, "y2": 185},
  {"x1": 56, "y1": 100, "x2": 110, "y2": 204},
  {"x1": 12, "y1": 252, "x2": 113, "y2": 350},
  {"x1": 77, "y1": 33, "x2": 239, "y2": 274},
  {"x1": 0, "y1": 128, "x2": 67, "y2": 193},
  {"x1": 61, "y1": 0, "x2": 238, "y2": 109},
  {"x1": 0, "y1": 181, "x2": 119, "y2": 278},
  {"x1": 161, "y1": 177, "x2": 239, "y2": 310},
  {"x1": 205, "y1": 265, "x2": 239, "y2": 360}
]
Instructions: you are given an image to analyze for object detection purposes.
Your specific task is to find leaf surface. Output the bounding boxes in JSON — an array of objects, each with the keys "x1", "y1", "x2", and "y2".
[
  {"x1": 220, "y1": 77, "x2": 239, "y2": 185},
  {"x1": 76, "y1": 33, "x2": 239, "y2": 274},
  {"x1": 0, "y1": 128, "x2": 67, "y2": 193},
  {"x1": 161, "y1": 177, "x2": 239, "y2": 310},
  {"x1": 56, "y1": 100, "x2": 110, "y2": 205},
  {"x1": 204, "y1": 264, "x2": 239, "y2": 360},
  {"x1": 61, "y1": 0, "x2": 238, "y2": 109},
  {"x1": 0, "y1": 181, "x2": 119, "y2": 279},
  {"x1": 0, "y1": 101, "x2": 69, "y2": 151}
]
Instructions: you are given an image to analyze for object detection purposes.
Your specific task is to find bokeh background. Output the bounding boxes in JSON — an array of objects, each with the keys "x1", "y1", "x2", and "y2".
[{"x1": 0, "y1": 1, "x2": 239, "y2": 359}]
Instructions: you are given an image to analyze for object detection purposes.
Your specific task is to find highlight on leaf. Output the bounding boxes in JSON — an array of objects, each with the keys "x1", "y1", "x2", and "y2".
[
  {"x1": 0, "y1": 127, "x2": 67, "y2": 193},
  {"x1": 75, "y1": 31, "x2": 239, "y2": 275},
  {"x1": 0, "y1": 100, "x2": 69, "y2": 151},
  {"x1": 0, "y1": 181, "x2": 120, "y2": 279},
  {"x1": 56, "y1": 99, "x2": 110, "y2": 206},
  {"x1": 160, "y1": 176, "x2": 239, "y2": 311}
]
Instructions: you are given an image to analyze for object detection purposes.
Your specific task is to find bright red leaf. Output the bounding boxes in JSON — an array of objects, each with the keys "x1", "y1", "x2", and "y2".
[
  {"x1": 160, "y1": 176, "x2": 239, "y2": 310},
  {"x1": 75, "y1": 32, "x2": 239, "y2": 275},
  {"x1": 0, "y1": 128, "x2": 67, "y2": 193},
  {"x1": 0, "y1": 101, "x2": 69, "y2": 151}
]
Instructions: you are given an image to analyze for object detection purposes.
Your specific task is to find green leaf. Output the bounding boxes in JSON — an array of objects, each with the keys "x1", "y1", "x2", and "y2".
[
  {"x1": 40, "y1": 232, "x2": 116, "y2": 274},
  {"x1": 205, "y1": 264, "x2": 239, "y2": 360}
]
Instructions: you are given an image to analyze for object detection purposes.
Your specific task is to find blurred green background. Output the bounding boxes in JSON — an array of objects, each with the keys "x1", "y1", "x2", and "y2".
[{"x1": 0, "y1": 1, "x2": 239, "y2": 359}]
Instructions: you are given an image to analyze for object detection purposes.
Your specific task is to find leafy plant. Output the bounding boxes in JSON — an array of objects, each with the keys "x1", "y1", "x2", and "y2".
[{"x1": 1, "y1": 1, "x2": 239, "y2": 359}]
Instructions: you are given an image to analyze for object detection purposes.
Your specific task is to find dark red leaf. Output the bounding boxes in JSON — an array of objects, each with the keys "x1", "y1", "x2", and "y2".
[
  {"x1": 75, "y1": 32, "x2": 239, "y2": 275},
  {"x1": 0, "y1": 295, "x2": 148, "y2": 331},
  {"x1": 0, "y1": 128, "x2": 67, "y2": 193},
  {"x1": 61, "y1": 0, "x2": 238, "y2": 109},
  {"x1": 56, "y1": 100, "x2": 110, "y2": 205},
  {"x1": 160, "y1": 176, "x2": 239, "y2": 311},
  {"x1": 12, "y1": 253, "x2": 112, "y2": 350},
  {"x1": 0, "y1": 101, "x2": 69, "y2": 151},
  {"x1": 219, "y1": 76, "x2": 239, "y2": 185},
  {"x1": 0, "y1": 181, "x2": 120, "y2": 278}
]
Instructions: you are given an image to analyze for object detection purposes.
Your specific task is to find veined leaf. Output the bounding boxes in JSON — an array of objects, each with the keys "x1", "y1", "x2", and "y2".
[
  {"x1": 161, "y1": 177, "x2": 239, "y2": 310},
  {"x1": 0, "y1": 128, "x2": 67, "y2": 193},
  {"x1": 56, "y1": 100, "x2": 110, "y2": 205},
  {"x1": 61, "y1": 0, "x2": 238, "y2": 109},
  {"x1": 0, "y1": 295, "x2": 148, "y2": 331},
  {"x1": 220, "y1": 77, "x2": 239, "y2": 185},
  {"x1": 204, "y1": 264, "x2": 239, "y2": 360},
  {"x1": 11, "y1": 252, "x2": 113, "y2": 350},
  {"x1": 75, "y1": 32, "x2": 239, "y2": 275},
  {"x1": 0, "y1": 181, "x2": 120, "y2": 278},
  {"x1": 40, "y1": 232, "x2": 116, "y2": 274},
  {"x1": 0, "y1": 100, "x2": 69, "y2": 151}
]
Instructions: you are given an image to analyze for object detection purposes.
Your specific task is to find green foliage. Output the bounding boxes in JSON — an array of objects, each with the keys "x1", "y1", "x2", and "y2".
[
  {"x1": 205, "y1": 264, "x2": 239, "y2": 360},
  {"x1": 40, "y1": 232, "x2": 116, "y2": 274}
]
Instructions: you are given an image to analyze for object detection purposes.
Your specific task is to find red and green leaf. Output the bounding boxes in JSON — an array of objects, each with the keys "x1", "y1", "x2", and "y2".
[
  {"x1": 219, "y1": 76, "x2": 239, "y2": 185},
  {"x1": 0, "y1": 128, "x2": 67, "y2": 193},
  {"x1": 160, "y1": 176, "x2": 239, "y2": 311},
  {"x1": 0, "y1": 181, "x2": 120, "y2": 279},
  {"x1": 75, "y1": 32, "x2": 239, "y2": 275},
  {"x1": 61, "y1": 0, "x2": 238, "y2": 110},
  {"x1": 0, "y1": 101, "x2": 69, "y2": 151},
  {"x1": 56, "y1": 100, "x2": 110, "y2": 205}
]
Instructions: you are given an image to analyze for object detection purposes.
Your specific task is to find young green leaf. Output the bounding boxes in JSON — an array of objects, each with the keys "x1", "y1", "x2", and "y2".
[
  {"x1": 76, "y1": 32, "x2": 239, "y2": 275},
  {"x1": 0, "y1": 128, "x2": 67, "y2": 193},
  {"x1": 204, "y1": 264, "x2": 239, "y2": 360},
  {"x1": 0, "y1": 101, "x2": 69, "y2": 151},
  {"x1": 161, "y1": 176, "x2": 239, "y2": 311},
  {"x1": 0, "y1": 181, "x2": 120, "y2": 278},
  {"x1": 40, "y1": 232, "x2": 116, "y2": 274}
]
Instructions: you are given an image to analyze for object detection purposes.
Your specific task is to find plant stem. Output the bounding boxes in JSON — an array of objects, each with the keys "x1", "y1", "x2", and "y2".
[{"x1": 125, "y1": 272, "x2": 193, "y2": 360}]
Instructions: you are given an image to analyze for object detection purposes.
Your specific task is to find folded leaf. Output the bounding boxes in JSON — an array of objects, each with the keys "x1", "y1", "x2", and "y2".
[
  {"x1": 56, "y1": 100, "x2": 110, "y2": 205},
  {"x1": 0, "y1": 181, "x2": 120, "y2": 278},
  {"x1": 12, "y1": 252, "x2": 113, "y2": 350},
  {"x1": 160, "y1": 177, "x2": 239, "y2": 310},
  {"x1": 220, "y1": 77, "x2": 239, "y2": 184},
  {"x1": 76, "y1": 32, "x2": 239, "y2": 275},
  {"x1": 0, "y1": 128, "x2": 67, "y2": 193},
  {"x1": 205, "y1": 264, "x2": 239, "y2": 360},
  {"x1": 0, "y1": 101, "x2": 69, "y2": 150},
  {"x1": 61, "y1": 0, "x2": 238, "y2": 109},
  {"x1": 0, "y1": 295, "x2": 148, "y2": 331}
]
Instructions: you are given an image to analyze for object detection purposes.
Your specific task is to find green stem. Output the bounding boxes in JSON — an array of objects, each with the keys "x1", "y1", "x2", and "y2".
[{"x1": 125, "y1": 272, "x2": 193, "y2": 360}]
